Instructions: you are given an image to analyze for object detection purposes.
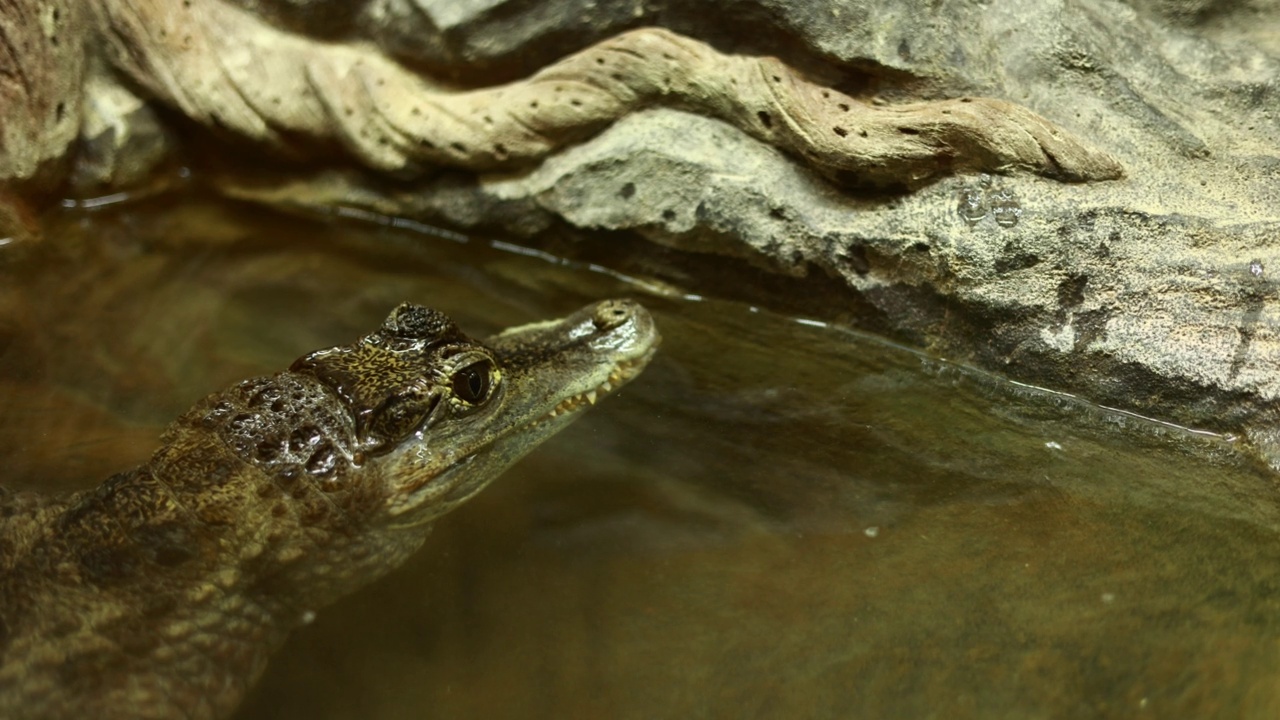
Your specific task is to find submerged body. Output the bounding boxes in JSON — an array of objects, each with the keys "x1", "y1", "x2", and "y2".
[{"x1": 0, "y1": 300, "x2": 658, "y2": 719}]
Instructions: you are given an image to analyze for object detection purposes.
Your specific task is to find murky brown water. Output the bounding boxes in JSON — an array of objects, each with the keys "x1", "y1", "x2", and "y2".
[{"x1": 5, "y1": 192, "x2": 1280, "y2": 719}]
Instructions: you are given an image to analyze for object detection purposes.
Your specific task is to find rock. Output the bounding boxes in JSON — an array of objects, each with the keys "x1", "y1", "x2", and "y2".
[
  {"x1": 2, "y1": 0, "x2": 1280, "y2": 465},
  {"x1": 68, "y1": 58, "x2": 178, "y2": 193},
  {"x1": 222, "y1": 100, "x2": 1280, "y2": 465},
  {"x1": 0, "y1": 0, "x2": 87, "y2": 192}
]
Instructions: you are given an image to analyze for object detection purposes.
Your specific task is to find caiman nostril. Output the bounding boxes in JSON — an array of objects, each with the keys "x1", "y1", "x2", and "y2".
[{"x1": 591, "y1": 300, "x2": 634, "y2": 331}]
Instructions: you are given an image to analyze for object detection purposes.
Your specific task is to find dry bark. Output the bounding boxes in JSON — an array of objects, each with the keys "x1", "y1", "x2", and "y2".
[{"x1": 92, "y1": 0, "x2": 1122, "y2": 188}]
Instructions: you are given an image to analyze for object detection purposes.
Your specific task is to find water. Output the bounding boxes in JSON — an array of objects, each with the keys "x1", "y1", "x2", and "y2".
[{"x1": 4, "y1": 192, "x2": 1280, "y2": 718}]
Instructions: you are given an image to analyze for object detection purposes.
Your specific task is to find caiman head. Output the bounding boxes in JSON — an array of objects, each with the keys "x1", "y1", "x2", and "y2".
[
  {"x1": 156, "y1": 299, "x2": 657, "y2": 612},
  {"x1": 288, "y1": 298, "x2": 658, "y2": 525}
]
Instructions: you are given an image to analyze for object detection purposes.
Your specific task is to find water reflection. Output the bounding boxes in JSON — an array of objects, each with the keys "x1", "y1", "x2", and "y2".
[{"x1": 2, "y1": 193, "x2": 1278, "y2": 719}]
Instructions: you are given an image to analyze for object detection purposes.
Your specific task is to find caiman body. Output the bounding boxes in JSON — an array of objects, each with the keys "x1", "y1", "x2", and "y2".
[{"x1": 0, "y1": 299, "x2": 658, "y2": 719}]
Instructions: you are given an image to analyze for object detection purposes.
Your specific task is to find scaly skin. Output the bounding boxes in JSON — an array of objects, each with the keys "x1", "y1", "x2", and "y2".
[{"x1": 0, "y1": 299, "x2": 658, "y2": 720}]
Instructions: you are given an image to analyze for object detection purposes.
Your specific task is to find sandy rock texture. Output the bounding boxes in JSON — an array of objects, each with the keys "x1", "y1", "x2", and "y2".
[
  {"x1": 0, "y1": 0, "x2": 85, "y2": 189},
  {"x1": 3, "y1": 0, "x2": 1280, "y2": 464}
]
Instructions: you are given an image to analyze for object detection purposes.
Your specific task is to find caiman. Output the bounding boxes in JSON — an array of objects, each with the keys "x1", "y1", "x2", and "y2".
[{"x1": 0, "y1": 299, "x2": 659, "y2": 719}]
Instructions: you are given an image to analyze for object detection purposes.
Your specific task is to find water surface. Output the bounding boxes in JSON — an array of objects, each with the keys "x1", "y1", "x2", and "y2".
[{"x1": 3, "y1": 193, "x2": 1279, "y2": 719}]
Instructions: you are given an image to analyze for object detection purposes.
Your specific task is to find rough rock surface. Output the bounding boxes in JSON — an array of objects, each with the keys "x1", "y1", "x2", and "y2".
[
  {"x1": 211, "y1": 0, "x2": 1280, "y2": 465},
  {"x1": 0, "y1": 0, "x2": 85, "y2": 191},
  {"x1": 3, "y1": 0, "x2": 1280, "y2": 467}
]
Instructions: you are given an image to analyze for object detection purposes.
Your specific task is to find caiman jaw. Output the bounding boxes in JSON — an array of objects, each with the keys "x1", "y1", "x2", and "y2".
[
  {"x1": 543, "y1": 353, "x2": 651, "y2": 420},
  {"x1": 380, "y1": 299, "x2": 659, "y2": 522}
]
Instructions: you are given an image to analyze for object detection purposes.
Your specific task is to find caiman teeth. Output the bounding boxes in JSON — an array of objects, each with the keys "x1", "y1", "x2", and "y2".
[{"x1": 539, "y1": 355, "x2": 649, "y2": 422}]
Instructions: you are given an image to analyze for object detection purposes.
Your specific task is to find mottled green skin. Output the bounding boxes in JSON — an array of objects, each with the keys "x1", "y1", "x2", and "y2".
[{"x1": 0, "y1": 300, "x2": 657, "y2": 720}]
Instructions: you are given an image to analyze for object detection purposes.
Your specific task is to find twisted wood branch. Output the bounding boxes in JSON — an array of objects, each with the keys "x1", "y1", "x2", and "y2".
[{"x1": 95, "y1": 0, "x2": 1123, "y2": 187}]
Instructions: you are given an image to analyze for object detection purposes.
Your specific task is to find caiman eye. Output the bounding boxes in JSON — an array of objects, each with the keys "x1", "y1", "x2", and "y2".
[{"x1": 451, "y1": 360, "x2": 493, "y2": 404}]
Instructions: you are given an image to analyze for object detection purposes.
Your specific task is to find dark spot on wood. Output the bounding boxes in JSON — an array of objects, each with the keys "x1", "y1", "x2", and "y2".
[
  {"x1": 899, "y1": 127, "x2": 920, "y2": 135},
  {"x1": 1057, "y1": 274, "x2": 1089, "y2": 308},
  {"x1": 833, "y1": 126, "x2": 848, "y2": 137},
  {"x1": 757, "y1": 111, "x2": 773, "y2": 129},
  {"x1": 995, "y1": 242, "x2": 1042, "y2": 273},
  {"x1": 838, "y1": 103, "x2": 850, "y2": 112},
  {"x1": 662, "y1": 209, "x2": 678, "y2": 222},
  {"x1": 619, "y1": 182, "x2": 636, "y2": 199}
]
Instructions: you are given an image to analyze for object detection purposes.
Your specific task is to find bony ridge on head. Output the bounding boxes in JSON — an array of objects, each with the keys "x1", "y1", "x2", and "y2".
[
  {"x1": 383, "y1": 303, "x2": 458, "y2": 342},
  {"x1": 286, "y1": 304, "x2": 506, "y2": 461}
]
